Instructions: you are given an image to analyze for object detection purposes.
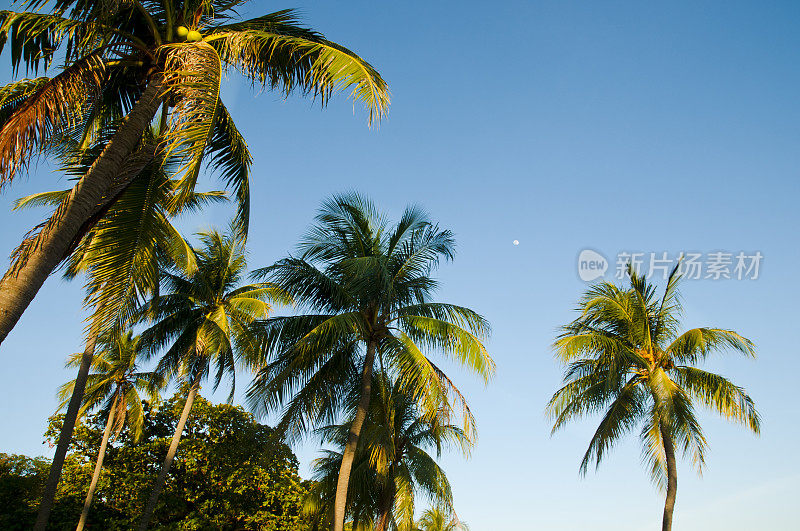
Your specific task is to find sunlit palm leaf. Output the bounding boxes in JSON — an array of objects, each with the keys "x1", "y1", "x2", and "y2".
[
  {"x1": 160, "y1": 41, "x2": 222, "y2": 212},
  {"x1": 207, "y1": 10, "x2": 389, "y2": 125}
]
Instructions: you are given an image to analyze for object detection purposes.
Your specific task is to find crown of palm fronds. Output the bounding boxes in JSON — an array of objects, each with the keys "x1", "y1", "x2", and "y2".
[
  {"x1": 303, "y1": 373, "x2": 469, "y2": 531},
  {"x1": 135, "y1": 228, "x2": 291, "y2": 401},
  {"x1": 416, "y1": 506, "x2": 470, "y2": 531},
  {"x1": 0, "y1": 0, "x2": 389, "y2": 234},
  {"x1": 246, "y1": 193, "x2": 494, "y2": 443},
  {"x1": 57, "y1": 331, "x2": 164, "y2": 441},
  {"x1": 547, "y1": 264, "x2": 760, "y2": 489}
]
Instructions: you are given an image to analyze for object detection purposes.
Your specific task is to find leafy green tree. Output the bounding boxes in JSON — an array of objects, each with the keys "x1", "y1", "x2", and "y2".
[
  {"x1": 0, "y1": 453, "x2": 50, "y2": 530},
  {"x1": 136, "y1": 229, "x2": 290, "y2": 530},
  {"x1": 247, "y1": 193, "x2": 494, "y2": 531},
  {"x1": 57, "y1": 331, "x2": 163, "y2": 531},
  {"x1": 415, "y1": 506, "x2": 469, "y2": 531},
  {"x1": 0, "y1": 392, "x2": 313, "y2": 529},
  {"x1": 303, "y1": 374, "x2": 471, "y2": 531},
  {"x1": 0, "y1": 0, "x2": 389, "y2": 346},
  {"x1": 119, "y1": 393, "x2": 313, "y2": 530},
  {"x1": 547, "y1": 266, "x2": 760, "y2": 531}
]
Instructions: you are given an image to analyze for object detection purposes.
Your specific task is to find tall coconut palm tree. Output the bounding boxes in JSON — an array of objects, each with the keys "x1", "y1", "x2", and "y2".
[
  {"x1": 416, "y1": 507, "x2": 469, "y2": 531},
  {"x1": 135, "y1": 228, "x2": 290, "y2": 530},
  {"x1": 56, "y1": 331, "x2": 163, "y2": 531},
  {"x1": 303, "y1": 373, "x2": 472, "y2": 531},
  {"x1": 246, "y1": 193, "x2": 494, "y2": 531},
  {"x1": 547, "y1": 265, "x2": 760, "y2": 531},
  {"x1": 0, "y1": 0, "x2": 389, "y2": 345},
  {"x1": 15, "y1": 132, "x2": 224, "y2": 530}
]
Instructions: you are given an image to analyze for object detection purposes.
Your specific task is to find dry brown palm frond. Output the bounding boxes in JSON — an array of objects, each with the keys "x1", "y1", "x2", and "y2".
[{"x1": 0, "y1": 53, "x2": 106, "y2": 186}]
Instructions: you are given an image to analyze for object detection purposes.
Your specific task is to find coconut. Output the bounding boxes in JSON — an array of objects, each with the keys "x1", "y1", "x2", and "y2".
[
  {"x1": 187, "y1": 30, "x2": 202, "y2": 42},
  {"x1": 176, "y1": 26, "x2": 189, "y2": 39}
]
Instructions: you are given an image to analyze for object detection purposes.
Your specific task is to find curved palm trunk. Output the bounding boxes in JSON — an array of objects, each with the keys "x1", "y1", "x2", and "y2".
[
  {"x1": 34, "y1": 332, "x2": 99, "y2": 531},
  {"x1": 137, "y1": 375, "x2": 200, "y2": 531},
  {"x1": 333, "y1": 340, "x2": 376, "y2": 531},
  {"x1": 75, "y1": 398, "x2": 117, "y2": 531},
  {"x1": 0, "y1": 76, "x2": 163, "y2": 346},
  {"x1": 661, "y1": 422, "x2": 678, "y2": 531}
]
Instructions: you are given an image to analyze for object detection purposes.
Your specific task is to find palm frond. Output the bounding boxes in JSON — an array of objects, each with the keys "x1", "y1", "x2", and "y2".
[
  {"x1": 672, "y1": 366, "x2": 760, "y2": 433},
  {"x1": 207, "y1": 10, "x2": 389, "y2": 125},
  {"x1": 0, "y1": 52, "x2": 105, "y2": 184},
  {"x1": 579, "y1": 379, "x2": 646, "y2": 475},
  {"x1": 12, "y1": 189, "x2": 70, "y2": 210},
  {"x1": 204, "y1": 100, "x2": 251, "y2": 236},
  {"x1": 398, "y1": 314, "x2": 495, "y2": 383},
  {"x1": 160, "y1": 41, "x2": 222, "y2": 211},
  {"x1": 0, "y1": 10, "x2": 98, "y2": 73},
  {"x1": 667, "y1": 327, "x2": 755, "y2": 364}
]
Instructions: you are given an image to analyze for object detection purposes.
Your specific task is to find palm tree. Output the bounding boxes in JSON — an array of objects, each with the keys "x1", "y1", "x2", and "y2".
[
  {"x1": 547, "y1": 265, "x2": 760, "y2": 531},
  {"x1": 135, "y1": 228, "x2": 289, "y2": 530},
  {"x1": 246, "y1": 193, "x2": 494, "y2": 531},
  {"x1": 303, "y1": 373, "x2": 471, "y2": 531},
  {"x1": 57, "y1": 331, "x2": 163, "y2": 531},
  {"x1": 0, "y1": 0, "x2": 389, "y2": 345},
  {"x1": 416, "y1": 507, "x2": 470, "y2": 531},
  {"x1": 15, "y1": 132, "x2": 223, "y2": 530}
]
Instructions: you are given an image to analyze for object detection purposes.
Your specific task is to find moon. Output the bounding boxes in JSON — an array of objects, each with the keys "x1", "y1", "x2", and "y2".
[{"x1": 513, "y1": 240, "x2": 519, "y2": 246}]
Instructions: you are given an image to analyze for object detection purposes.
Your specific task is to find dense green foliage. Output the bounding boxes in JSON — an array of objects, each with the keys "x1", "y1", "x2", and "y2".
[
  {"x1": 0, "y1": 453, "x2": 50, "y2": 529},
  {"x1": 0, "y1": 393, "x2": 312, "y2": 530}
]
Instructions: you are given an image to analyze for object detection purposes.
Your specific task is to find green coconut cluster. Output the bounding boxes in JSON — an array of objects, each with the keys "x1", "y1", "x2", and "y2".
[{"x1": 176, "y1": 26, "x2": 202, "y2": 42}]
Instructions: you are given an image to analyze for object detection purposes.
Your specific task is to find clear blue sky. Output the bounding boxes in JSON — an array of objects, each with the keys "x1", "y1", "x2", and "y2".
[{"x1": 1, "y1": 1, "x2": 799, "y2": 529}]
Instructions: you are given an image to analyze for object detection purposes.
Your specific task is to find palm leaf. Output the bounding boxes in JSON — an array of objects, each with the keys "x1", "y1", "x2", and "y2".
[
  {"x1": 0, "y1": 51, "x2": 105, "y2": 184},
  {"x1": 672, "y1": 366, "x2": 760, "y2": 433},
  {"x1": 207, "y1": 12, "x2": 389, "y2": 125},
  {"x1": 159, "y1": 41, "x2": 222, "y2": 211},
  {"x1": 579, "y1": 378, "x2": 645, "y2": 475},
  {"x1": 204, "y1": 100, "x2": 251, "y2": 235}
]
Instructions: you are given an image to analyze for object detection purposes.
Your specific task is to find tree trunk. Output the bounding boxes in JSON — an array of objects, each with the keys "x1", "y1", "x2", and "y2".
[
  {"x1": 333, "y1": 340, "x2": 376, "y2": 531},
  {"x1": 374, "y1": 469, "x2": 396, "y2": 531},
  {"x1": 75, "y1": 397, "x2": 117, "y2": 531},
  {"x1": 33, "y1": 332, "x2": 99, "y2": 530},
  {"x1": 661, "y1": 422, "x2": 678, "y2": 531},
  {"x1": 137, "y1": 375, "x2": 201, "y2": 531},
  {"x1": 374, "y1": 498, "x2": 392, "y2": 531},
  {"x1": 0, "y1": 76, "x2": 163, "y2": 346}
]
